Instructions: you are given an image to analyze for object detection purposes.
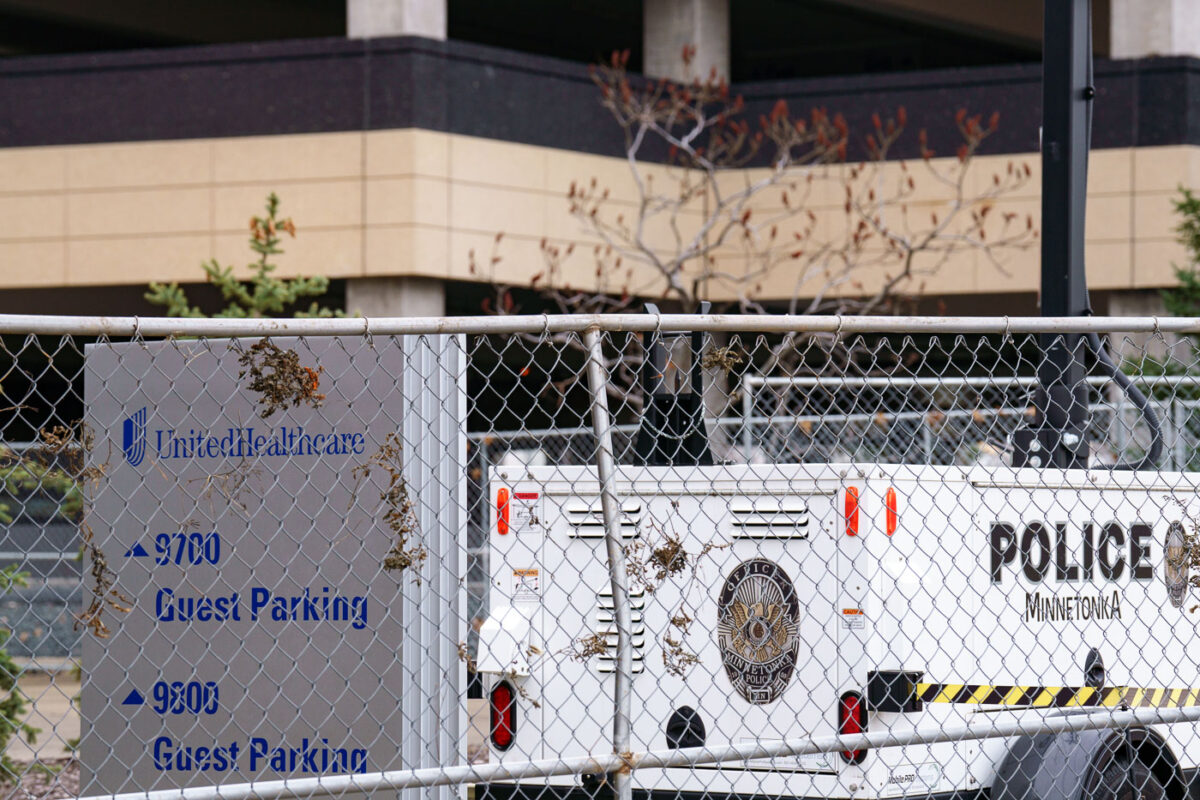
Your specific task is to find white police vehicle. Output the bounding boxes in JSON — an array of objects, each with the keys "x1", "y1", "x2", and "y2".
[
  {"x1": 473, "y1": 309, "x2": 1199, "y2": 800},
  {"x1": 475, "y1": 456, "x2": 1199, "y2": 800}
]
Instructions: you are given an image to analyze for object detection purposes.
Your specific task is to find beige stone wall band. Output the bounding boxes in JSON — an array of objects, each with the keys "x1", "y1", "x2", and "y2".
[{"x1": 0, "y1": 129, "x2": 1189, "y2": 302}]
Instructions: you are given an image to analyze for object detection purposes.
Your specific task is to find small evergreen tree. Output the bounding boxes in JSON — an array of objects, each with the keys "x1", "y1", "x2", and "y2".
[
  {"x1": 146, "y1": 193, "x2": 343, "y2": 318},
  {"x1": 0, "y1": 562, "x2": 36, "y2": 780},
  {"x1": 0, "y1": 447, "x2": 85, "y2": 779},
  {"x1": 1162, "y1": 187, "x2": 1200, "y2": 318}
]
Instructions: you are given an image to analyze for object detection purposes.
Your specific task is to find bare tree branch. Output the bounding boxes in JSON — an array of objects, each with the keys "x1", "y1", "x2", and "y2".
[{"x1": 473, "y1": 49, "x2": 1038, "y2": 429}]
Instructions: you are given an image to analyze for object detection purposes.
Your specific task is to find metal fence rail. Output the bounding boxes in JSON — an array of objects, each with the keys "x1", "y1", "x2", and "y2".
[
  {"x1": 1, "y1": 312, "x2": 1200, "y2": 335},
  {"x1": 741, "y1": 374, "x2": 1200, "y2": 469},
  {"x1": 0, "y1": 313, "x2": 1196, "y2": 800},
  {"x1": 80, "y1": 706, "x2": 1200, "y2": 800}
]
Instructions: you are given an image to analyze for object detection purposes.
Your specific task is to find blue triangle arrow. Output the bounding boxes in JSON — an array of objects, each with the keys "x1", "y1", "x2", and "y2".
[
  {"x1": 121, "y1": 689, "x2": 145, "y2": 706},
  {"x1": 124, "y1": 542, "x2": 150, "y2": 558}
]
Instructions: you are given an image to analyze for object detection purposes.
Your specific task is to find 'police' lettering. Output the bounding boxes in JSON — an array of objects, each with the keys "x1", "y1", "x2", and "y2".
[
  {"x1": 1055, "y1": 522, "x2": 1081, "y2": 581},
  {"x1": 989, "y1": 523, "x2": 1017, "y2": 582},
  {"x1": 1020, "y1": 523, "x2": 1051, "y2": 582},
  {"x1": 1098, "y1": 523, "x2": 1125, "y2": 580},
  {"x1": 989, "y1": 521, "x2": 1155, "y2": 585},
  {"x1": 1131, "y1": 524, "x2": 1153, "y2": 580}
]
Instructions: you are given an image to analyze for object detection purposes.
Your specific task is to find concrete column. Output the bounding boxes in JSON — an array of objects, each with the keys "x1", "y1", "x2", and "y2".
[
  {"x1": 345, "y1": 276, "x2": 446, "y2": 317},
  {"x1": 347, "y1": 0, "x2": 446, "y2": 39},
  {"x1": 1111, "y1": 0, "x2": 1200, "y2": 59},
  {"x1": 643, "y1": 0, "x2": 729, "y2": 82}
]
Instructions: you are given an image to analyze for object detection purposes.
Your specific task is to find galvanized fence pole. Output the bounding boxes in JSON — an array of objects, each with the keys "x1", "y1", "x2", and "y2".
[
  {"x1": 1175, "y1": 397, "x2": 1187, "y2": 470},
  {"x1": 12, "y1": 312, "x2": 1200, "y2": 337},
  {"x1": 740, "y1": 375, "x2": 754, "y2": 462},
  {"x1": 583, "y1": 327, "x2": 633, "y2": 800},
  {"x1": 76, "y1": 705, "x2": 1200, "y2": 800}
]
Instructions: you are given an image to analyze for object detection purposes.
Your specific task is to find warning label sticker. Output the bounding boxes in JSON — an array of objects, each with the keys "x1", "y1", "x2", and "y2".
[
  {"x1": 512, "y1": 568, "x2": 540, "y2": 603},
  {"x1": 512, "y1": 492, "x2": 542, "y2": 532},
  {"x1": 841, "y1": 608, "x2": 865, "y2": 629}
]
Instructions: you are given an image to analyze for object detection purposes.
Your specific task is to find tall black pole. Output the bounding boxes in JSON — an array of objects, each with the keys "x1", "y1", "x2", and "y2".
[{"x1": 1033, "y1": 0, "x2": 1092, "y2": 468}]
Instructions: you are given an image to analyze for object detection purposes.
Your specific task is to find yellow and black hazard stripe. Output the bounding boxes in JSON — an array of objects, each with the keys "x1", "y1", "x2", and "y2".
[{"x1": 914, "y1": 683, "x2": 1200, "y2": 708}]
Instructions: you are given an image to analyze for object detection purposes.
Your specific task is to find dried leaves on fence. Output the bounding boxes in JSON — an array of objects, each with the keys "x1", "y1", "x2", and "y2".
[
  {"x1": 237, "y1": 338, "x2": 324, "y2": 419},
  {"x1": 13, "y1": 422, "x2": 132, "y2": 639},
  {"x1": 563, "y1": 525, "x2": 727, "y2": 678},
  {"x1": 352, "y1": 432, "x2": 428, "y2": 582},
  {"x1": 76, "y1": 520, "x2": 132, "y2": 639},
  {"x1": 625, "y1": 532, "x2": 727, "y2": 593}
]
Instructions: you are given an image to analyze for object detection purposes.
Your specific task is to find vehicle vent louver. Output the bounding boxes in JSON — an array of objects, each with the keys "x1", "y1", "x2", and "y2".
[
  {"x1": 566, "y1": 500, "x2": 642, "y2": 539},
  {"x1": 596, "y1": 586, "x2": 645, "y2": 673},
  {"x1": 730, "y1": 497, "x2": 810, "y2": 538}
]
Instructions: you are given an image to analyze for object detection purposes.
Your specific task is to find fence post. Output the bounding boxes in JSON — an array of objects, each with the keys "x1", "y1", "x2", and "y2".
[
  {"x1": 583, "y1": 327, "x2": 633, "y2": 800},
  {"x1": 1173, "y1": 398, "x2": 1185, "y2": 470},
  {"x1": 741, "y1": 375, "x2": 754, "y2": 462},
  {"x1": 401, "y1": 333, "x2": 469, "y2": 800}
]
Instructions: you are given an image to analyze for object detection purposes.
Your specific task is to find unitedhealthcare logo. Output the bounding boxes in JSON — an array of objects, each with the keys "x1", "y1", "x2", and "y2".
[
  {"x1": 118, "y1": 405, "x2": 365, "y2": 467},
  {"x1": 122, "y1": 407, "x2": 148, "y2": 467}
]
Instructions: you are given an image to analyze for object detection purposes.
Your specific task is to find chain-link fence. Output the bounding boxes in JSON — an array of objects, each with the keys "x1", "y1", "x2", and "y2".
[
  {"x1": 2, "y1": 314, "x2": 1200, "y2": 800},
  {"x1": 740, "y1": 373, "x2": 1200, "y2": 469}
]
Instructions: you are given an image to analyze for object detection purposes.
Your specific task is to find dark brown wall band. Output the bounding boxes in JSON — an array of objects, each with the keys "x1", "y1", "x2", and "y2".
[{"x1": 2, "y1": 36, "x2": 1199, "y2": 159}]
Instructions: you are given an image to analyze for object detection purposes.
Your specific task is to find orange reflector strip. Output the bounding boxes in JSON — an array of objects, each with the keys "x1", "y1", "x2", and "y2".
[
  {"x1": 845, "y1": 487, "x2": 859, "y2": 536},
  {"x1": 885, "y1": 487, "x2": 898, "y2": 535},
  {"x1": 497, "y1": 487, "x2": 511, "y2": 535}
]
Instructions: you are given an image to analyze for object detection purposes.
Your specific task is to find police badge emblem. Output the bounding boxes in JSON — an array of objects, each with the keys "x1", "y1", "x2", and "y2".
[{"x1": 716, "y1": 558, "x2": 800, "y2": 705}]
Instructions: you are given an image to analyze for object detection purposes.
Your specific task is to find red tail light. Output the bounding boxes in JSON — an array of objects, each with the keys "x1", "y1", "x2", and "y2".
[
  {"x1": 490, "y1": 681, "x2": 517, "y2": 750},
  {"x1": 838, "y1": 691, "x2": 867, "y2": 764}
]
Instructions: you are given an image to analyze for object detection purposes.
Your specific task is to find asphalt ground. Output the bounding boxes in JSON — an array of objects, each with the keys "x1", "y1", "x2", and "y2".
[{"x1": 10, "y1": 673, "x2": 77, "y2": 764}]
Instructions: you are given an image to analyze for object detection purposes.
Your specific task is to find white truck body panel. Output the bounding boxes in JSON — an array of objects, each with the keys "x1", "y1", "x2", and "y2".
[{"x1": 479, "y1": 463, "x2": 1200, "y2": 797}]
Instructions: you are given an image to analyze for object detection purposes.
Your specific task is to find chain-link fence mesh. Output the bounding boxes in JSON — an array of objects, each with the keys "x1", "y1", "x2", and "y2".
[{"x1": 1, "y1": 315, "x2": 1200, "y2": 800}]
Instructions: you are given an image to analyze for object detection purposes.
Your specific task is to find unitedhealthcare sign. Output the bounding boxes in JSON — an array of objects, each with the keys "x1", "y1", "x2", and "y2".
[
  {"x1": 84, "y1": 335, "x2": 466, "y2": 796},
  {"x1": 121, "y1": 408, "x2": 366, "y2": 466}
]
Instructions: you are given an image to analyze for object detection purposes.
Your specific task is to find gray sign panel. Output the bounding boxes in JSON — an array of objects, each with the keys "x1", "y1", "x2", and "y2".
[{"x1": 81, "y1": 336, "x2": 465, "y2": 795}]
